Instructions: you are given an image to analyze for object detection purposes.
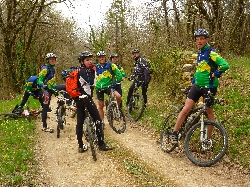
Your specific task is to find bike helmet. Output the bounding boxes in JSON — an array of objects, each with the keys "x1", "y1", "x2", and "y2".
[
  {"x1": 194, "y1": 29, "x2": 209, "y2": 38},
  {"x1": 131, "y1": 49, "x2": 140, "y2": 54},
  {"x1": 110, "y1": 53, "x2": 118, "y2": 60},
  {"x1": 45, "y1": 53, "x2": 57, "y2": 60},
  {"x1": 96, "y1": 51, "x2": 106, "y2": 57},
  {"x1": 78, "y1": 51, "x2": 93, "y2": 62}
]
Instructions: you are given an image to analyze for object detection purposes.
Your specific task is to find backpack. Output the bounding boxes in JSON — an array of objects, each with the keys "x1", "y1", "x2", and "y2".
[
  {"x1": 142, "y1": 57, "x2": 155, "y2": 74},
  {"x1": 66, "y1": 68, "x2": 81, "y2": 98}
]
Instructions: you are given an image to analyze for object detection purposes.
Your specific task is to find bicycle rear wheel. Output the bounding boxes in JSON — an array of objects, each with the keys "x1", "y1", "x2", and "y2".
[
  {"x1": 86, "y1": 117, "x2": 97, "y2": 161},
  {"x1": 160, "y1": 113, "x2": 178, "y2": 153},
  {"x1": 107, "y1": 103, "x2": 126, "y2": 134},
  {"x1": 184, "y1": 120, "x2": 228, "y2": 167},
  {"x1": 127, "y1": 94, "x2": 145, "y2": 122}
]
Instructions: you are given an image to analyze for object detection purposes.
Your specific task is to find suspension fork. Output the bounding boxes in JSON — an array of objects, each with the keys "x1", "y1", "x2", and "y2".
[{"x1": 200, "y1": 113, "x2": 208, "y2": 141}]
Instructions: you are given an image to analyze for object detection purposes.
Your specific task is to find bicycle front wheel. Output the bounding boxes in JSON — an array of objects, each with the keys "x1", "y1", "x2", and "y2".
[
  {"x1": 57, "y1": 105, "x2": 64, "y2": 138},
  {"x1": 184, "y1": 120, "x2": 228, "y2": 167},
  {"x1": 86, "y1": 118, "x2": 97, "y2": 161},
  {"x1": 160, "y1": 113, "x2": 178, "y2": 153},
  {"x1": 127, "y1": 94, "x2": 145, "y2": 122},
  {"x1": 107, "y1": 103, "x2": 126, "y2": 134}
]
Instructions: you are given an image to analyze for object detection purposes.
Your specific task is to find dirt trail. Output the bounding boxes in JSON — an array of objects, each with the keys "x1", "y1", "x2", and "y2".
[{"x1": 34, "y1": 97, "x2": 250, "y2": 187}]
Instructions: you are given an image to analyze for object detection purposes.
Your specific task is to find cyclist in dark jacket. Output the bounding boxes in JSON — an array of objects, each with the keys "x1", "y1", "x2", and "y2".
[
  {"x1": 126, "y1": 49, "x2": 151, "y2": 107},
  {"x1": 75, "y1": 51, "x2": 114, "y2": 153}
]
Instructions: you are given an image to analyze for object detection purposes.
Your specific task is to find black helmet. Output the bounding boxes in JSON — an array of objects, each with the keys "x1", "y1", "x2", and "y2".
[
  {"x1": 131, "y1": 49, "x2": 140, "y2": 54},
  {"x1": 96, "y1": 51, "x2": 106, "y2": 57},
  {"x1": 109, "y1": 53, "x2": 118, "y2": 60},
  {"x1": 78, "y1": 51, "x2": 93, "y2": 62},
  {"x1": 194, "y1": 29, "x2": 209, "y2": 39}
]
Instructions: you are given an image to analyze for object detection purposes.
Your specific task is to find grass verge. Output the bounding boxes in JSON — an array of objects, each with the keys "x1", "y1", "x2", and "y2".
[{"x1": 0, "y1": 97, "x2": 40, "y2": 186}]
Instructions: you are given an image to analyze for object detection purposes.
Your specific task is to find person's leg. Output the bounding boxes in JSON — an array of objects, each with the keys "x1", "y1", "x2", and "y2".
[
  {"x1": 75, "y1": 100, "x2": 87, "y2": 151},
  {"x1": 114, "y1": 91, "x2": 121, "y2": 106},
  {"x1": 171, "y1": 85, "x2": 201, "y2": 144},
  {"x1": 41, "y1": 90, "x2": 51, "y2": 129},
  {"x1": 96, "y1": 90, "x2": 105, "y2": 120},
  {"x1": 126, "y1": 82, "x2": 135, "y2": 106},
  {"x1": 19, "y1": 91, "x2": 30, "y2": 108},
  {"x1": 141, "y1": 82, "x2": 149, "y2": 105},
  {"x1": 115, "y1": 84, "x2": 122, "y2": 107},
  {"x1": 85, "y1": 98, "x2": 114, "y2": 151},
  {"x1": 85, "y1": 98, "x2": 104, "y2": 146}
]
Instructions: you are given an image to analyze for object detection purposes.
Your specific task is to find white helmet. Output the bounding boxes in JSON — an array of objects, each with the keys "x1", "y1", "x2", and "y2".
[
  {"x1": 96, "y1": 51, "x2": 106, "y2": 57},
  {"x1": 46, "y1": 53, "x2": 57, "y2": 60}
]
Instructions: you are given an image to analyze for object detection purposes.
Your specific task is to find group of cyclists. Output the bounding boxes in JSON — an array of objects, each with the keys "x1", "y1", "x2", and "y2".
[
  {"x1": 13, "y1": 47, "x2": 151, "y2": 152},
  {"x1": 13, "y1": 28, "x2": 229, "y2": 153}
]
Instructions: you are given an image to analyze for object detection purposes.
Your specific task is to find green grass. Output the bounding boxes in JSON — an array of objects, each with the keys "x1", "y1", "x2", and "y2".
[{"x1": 0, "y1": 97, "x2": 40, "y2": 186}]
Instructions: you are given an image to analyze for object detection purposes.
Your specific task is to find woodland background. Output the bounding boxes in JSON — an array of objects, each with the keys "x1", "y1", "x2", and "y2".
[{"x1": 0, "y1": 0, "x2": 249, "y2": 99}]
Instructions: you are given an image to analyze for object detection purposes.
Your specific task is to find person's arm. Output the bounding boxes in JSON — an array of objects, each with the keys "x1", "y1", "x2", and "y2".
[
  {"x1": 210, "y1": 51, "x2": 229, "y2": 78},
  {"x1": 111, "y1": 63, "x2": 123, "y2": 82},
  {"x1": 141, "y1": 58, "x2": 150, "y2": 83},
  {"x1": 37, "y1": 66, "x2": 48, "y2": 88}
]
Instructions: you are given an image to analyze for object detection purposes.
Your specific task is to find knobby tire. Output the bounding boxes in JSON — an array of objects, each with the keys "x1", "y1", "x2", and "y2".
[
  {"x1": 127, "y1": 94, "x2": 145, "y2": 122},
  {"x1": 107, "y1": 103, "x2": 126, "y2": 134},
  {"x1": 160, "y1": 113, "x2": 178, "y2": 153},
  {"x1": 85, "y1": 117, "x2": 97, "y2": 161},
  {"x1": 184, "y1": 120, "x2": 228, "y2": 167}
]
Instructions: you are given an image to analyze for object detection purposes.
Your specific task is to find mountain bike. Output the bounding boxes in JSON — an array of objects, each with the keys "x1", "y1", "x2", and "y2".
[
  {"x1": 80, "y1": 95, "x2": 98, "y2": 161},
  {"x1": 127, "y1": 77, "x2": 145, "y2": 122},
  {"x1": 0, "y1": 101, "x2": 41, "y2": 122},
  {"x1": 55, "y1": 90, "x2": 71, "y2": 138},
  {"x1": 105, "y1": 85, "x2": 126, "y2": 134},
  {"x1": 160, "y1": 88, "x2": 228, "y2": 167}
]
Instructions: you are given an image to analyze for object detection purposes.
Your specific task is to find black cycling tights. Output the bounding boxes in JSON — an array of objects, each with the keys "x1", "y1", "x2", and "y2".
[
  {"x1": 75, "y1": 98, "x2": 104, "y2": 148},
  {"x1": 127, "y1": 82, "x2": 149, "y2": 105}
]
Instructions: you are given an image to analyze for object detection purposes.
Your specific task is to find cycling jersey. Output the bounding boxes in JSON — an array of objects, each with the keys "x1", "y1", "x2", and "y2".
[
  {"x1": 37, "y1": 63, "x2": 56, "y2": 90},
  {"x1": 95, "y1": 62, "x2": 122, "y2": 90},
  {"x1": 25, "y1": 76, "x2": 39, "y2": 93},
  {"x1": 131, "y1": 56, "x2": 151, "y2": 83},
  {"x1": 192, "y1": 44, "x2": 229, "y2": 88}
]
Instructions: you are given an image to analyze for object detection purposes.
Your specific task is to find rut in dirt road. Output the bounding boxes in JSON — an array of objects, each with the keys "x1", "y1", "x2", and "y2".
[{"x1": 34, "y1": 97, "x2": 250, "y2": 187}]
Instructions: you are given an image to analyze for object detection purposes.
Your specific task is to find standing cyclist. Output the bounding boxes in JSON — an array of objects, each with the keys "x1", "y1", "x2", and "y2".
[
  {"x1": 75, "y1": 51, "x2": 114, "y2": 152},
  {"x1": 95, "y1": 51, "x2": 123, "y2": 122},
  {"x1": 110, "y1": 53, "x2": 126, "y2": 107},
  {"x1": 126, "y1": 49, "x2": 151, "y2": 107},
  {"x1": 170, "y1": 29, "x2": 229, "y2": 144},
  {"x1": 38, "y1": 53, "x2": 57, "y2": 132}
]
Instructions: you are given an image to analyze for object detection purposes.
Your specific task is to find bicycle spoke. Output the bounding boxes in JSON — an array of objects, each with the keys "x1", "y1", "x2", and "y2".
[
  {"x1": 160, "y1": 113, "x2": 178, "y2": 153},
  {"x1": 184, "y1": 121, "x2": 228, "y2": 167}
]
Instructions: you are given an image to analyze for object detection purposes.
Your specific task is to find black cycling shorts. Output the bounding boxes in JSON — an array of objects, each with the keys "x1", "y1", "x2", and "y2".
[
  {"x1": 187, "y1": 84, "x2": 217, "y2": 107},
  {"x1": 96, "y1": 88, "x2": 111, "y2": 101}
]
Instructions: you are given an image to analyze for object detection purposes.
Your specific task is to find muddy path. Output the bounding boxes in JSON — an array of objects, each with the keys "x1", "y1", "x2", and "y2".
[{"x1": 34, "y1": 97, "x2": 250, "y2": 187}]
